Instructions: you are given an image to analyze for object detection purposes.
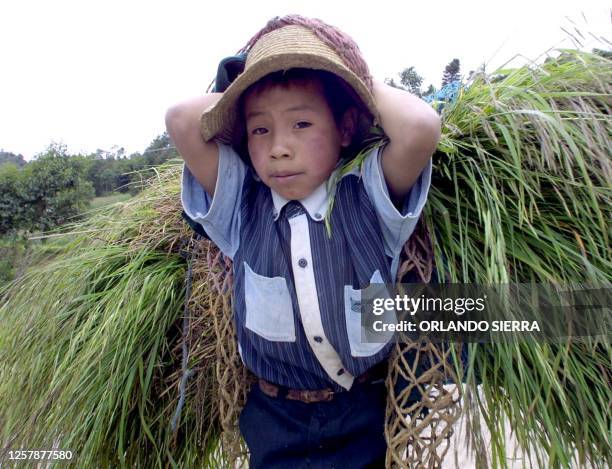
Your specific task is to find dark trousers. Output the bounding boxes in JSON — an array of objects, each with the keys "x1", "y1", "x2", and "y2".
[{"x1": 239, "y1": 379, "x2": 388, "y2": 469}]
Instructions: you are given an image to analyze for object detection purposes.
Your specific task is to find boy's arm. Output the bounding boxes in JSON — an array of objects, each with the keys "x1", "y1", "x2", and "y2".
[
  {"x1": 374, "y1": 80, "x2": 441, "y2": 205},
  {"x1": 165, "y1": 93, "x2": 222, "y2": 198}
]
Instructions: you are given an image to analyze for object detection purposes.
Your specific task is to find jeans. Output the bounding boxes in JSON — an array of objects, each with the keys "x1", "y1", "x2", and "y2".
[{"x1": 239, "y1": 379, "x2": 388, "y2": 469}]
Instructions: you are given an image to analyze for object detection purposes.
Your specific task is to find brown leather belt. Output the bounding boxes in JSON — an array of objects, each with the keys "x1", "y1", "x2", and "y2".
[{"x1": 257, "y1": 363, "x2": 387, "y2": 404}]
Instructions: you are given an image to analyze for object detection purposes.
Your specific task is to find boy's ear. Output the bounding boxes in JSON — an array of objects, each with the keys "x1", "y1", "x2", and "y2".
[{"x1": 340, "y1": 107, "x2": 358, "y2": 147}]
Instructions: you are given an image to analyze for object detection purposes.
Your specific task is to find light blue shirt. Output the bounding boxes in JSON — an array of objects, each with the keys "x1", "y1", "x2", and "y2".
[{"x1": 182, "y1": 143, "x2": 432, "y2": 390}]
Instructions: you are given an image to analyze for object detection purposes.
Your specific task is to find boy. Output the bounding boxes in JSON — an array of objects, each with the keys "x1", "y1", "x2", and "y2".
[{"x1": 166, "y1": 15, "x2": 440, "y2": 468}]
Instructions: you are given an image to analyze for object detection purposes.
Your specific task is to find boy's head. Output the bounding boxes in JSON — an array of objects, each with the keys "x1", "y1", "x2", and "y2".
[
  {"x1": 202, "y1": 15, "x2": 377, "y2": 199},
  {"x1": 202, "y1": 16, "x2": 377, "y2": 139},
  {"x1": 240, "y1": 69, "x2": 358, "y2": 200}
]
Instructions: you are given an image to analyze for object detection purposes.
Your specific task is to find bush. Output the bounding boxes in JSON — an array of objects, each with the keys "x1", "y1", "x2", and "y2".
[
  {"x1": 0, "y1": 144, "x2": 95, "y2": 235},
  {"x1": 0, "y1": 235, "x2": 27, "y2": 286},
  {"x1": 0, "y1": 164, "x2": 28, "y2": 234}
]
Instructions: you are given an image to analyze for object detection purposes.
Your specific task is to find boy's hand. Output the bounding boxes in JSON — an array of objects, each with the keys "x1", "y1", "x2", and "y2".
[
  {"x1": 165, "y1": 93, "x2": 223, "y2": 198},
  {"x1": 374, "y1": 80, "x2": 441, "y2": 206}
]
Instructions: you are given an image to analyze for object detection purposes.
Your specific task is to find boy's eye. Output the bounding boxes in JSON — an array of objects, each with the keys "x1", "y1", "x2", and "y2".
[
  {"x1": 295, "y1": 121, "x2": 311, "y2": 129},
  {"x1": 251, "y1": 127, "x2": 268, "y2": 135}
]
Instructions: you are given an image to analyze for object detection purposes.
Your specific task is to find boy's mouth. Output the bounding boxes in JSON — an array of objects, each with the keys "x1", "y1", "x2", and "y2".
[{"x1": 271, "y1": 171, "x2": 302, "y2": 183}]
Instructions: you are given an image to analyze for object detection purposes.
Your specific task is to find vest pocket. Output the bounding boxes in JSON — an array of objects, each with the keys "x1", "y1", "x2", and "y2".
[
  {"x1": 345, "y1": 270, "x2": 394, "y2": 357},
  {"x1": 244, "y1": 262, "x2": 296, "y2": 342}
]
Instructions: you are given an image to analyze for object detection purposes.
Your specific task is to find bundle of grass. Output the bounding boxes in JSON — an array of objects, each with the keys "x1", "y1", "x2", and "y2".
[
  {"x1": 0, "y1": 48, "x2": 610, "y2": 468},
  {"x1": 383, "y1": 48, "x2": 611, "y2": 468},
  {"x1": 0, "y1": 169, "x2": 239, "y2": 467}
]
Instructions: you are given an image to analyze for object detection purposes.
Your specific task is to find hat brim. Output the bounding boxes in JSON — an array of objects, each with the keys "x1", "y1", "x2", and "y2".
[{"x1": 201, "y1": 53, "x2": 379, "y2": 144}]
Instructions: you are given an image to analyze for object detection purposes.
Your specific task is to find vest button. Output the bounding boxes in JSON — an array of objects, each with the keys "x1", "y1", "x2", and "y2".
[
  {"x1": 298, "y1": 258, "x2": 308, "y2": 268},
  {"x1": 314, "y1": 212, "x2": 322, "y2": 220}
]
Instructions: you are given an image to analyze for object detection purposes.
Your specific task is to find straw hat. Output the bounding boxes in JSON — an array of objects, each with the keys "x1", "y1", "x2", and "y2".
[{"x1": 200, "y1": 24, "x2": 379, "y2": 144}]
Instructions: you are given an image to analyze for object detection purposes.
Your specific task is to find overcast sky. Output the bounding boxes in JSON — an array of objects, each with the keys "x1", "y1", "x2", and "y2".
[{"x1": 1, "y1": 0, "x2": 609, "y2": 160}]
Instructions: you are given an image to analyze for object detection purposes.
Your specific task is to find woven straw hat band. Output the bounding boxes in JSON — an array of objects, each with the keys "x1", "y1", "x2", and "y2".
[
  {"x1": 201, "y1": 25, "x2": 378, "y2": 143},
  {"x1": 246, "y1": 26, "x2": 346, "y2": 71}
]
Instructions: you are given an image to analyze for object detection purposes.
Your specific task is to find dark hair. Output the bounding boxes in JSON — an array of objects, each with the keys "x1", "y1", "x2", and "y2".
[{"x1": 236, "y1": 68, "x2": 372, "y2": 166}]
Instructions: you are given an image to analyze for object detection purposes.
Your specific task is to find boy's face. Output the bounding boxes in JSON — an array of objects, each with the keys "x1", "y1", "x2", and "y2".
[{"x1": 243, "y1": 80, "x2": 352, "y2": 200}]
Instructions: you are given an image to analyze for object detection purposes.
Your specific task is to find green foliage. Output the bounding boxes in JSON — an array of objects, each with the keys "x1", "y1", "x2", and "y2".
[
  {"x1": 0, "y1": 150, "x2": 26, "y2": 167},
  {"x1": 399, "y1": 66, "x2": 424, "y2": 96},
  {"x1": 0, "y1": 143, "x2": 95, "y2": 235},
  {"x1": 441, "y1": 58, "x2": 461, "y2": 86},
  {"x1": 23, "y1": 143, "x2": 95, "y2": 231},
  {"x1": 85, "y1": 151, "x2": 125, "y2": 196},
  {"x1": 0, "y1": 166, "x2": 226, "y2": 467},
  {"x1": 90, "y1": 192, "x2": 132, "y2": 209},
  {"x1": 0, "y1": 235, "x2": 60, "y2": 288},
  {"x1": 385, "y1": 66, "x2": 425, "y2": 96},
  {"x1": 143, "y1": 131, "x2": 179, "y2": 165},
  {"x1": 432, "y1": 50, "x2": 610, "y2": 284},
  {"x1": 1, "y1": 48, "x2": 609, "y2": 467},
  {"x1": 0, "y1": 132, "x2": 178, "y2": 234},
  {"x1": 0, "y1": 234, "x2": 27, "y2": 285},
  {"x1": 82, "y1": 132, "x2": 180, "y2": 197},
  {"x1": 0, "y1": 243, "x2": 195, "y2": 467},
  {"x1": 428, "y1": 49, "x2": 611, "y2": 467},
  {"x1": 352, "y1": 49, "x2": 610, "y2": 467},
  {"x1": 592, "y1": 47, "x2": 612, "y2": 59},
  {"x1": 0, "y1": 164, "x2": 28, "y2": 234}
]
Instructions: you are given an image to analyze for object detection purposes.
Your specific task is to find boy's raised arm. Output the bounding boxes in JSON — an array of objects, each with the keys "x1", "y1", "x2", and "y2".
[
  {"x1": 165, "y1": 93, "x2": 222, "y2": 198},
  {"x1": 374, "y1": 80, "x2": 441, "y2": 205}
]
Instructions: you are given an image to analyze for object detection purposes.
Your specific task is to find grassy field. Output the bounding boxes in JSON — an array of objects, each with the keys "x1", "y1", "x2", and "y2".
[
  {"x1": 0, "y1": 236, "x2": 26, "y2": 285},
  {"x1": 0, "y1": 193, "x2": 134, "y2": 288}
]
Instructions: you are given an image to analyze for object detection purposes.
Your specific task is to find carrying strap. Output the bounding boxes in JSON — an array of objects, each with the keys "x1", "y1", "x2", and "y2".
[
  {"x1": 170, "y1": 233, "x2": 200, "y2": 433},
  {"x1": 181, "y1": 211, "x2": 209, "y2": 240}
]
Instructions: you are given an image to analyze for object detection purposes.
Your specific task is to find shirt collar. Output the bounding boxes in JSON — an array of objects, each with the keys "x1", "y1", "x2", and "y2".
[
  {"x1": 270, "y1": 165, "x2": 344, "y2": 222},
  {"x1": 270, "y1": 180, "x2": 327, "y2": 222}
]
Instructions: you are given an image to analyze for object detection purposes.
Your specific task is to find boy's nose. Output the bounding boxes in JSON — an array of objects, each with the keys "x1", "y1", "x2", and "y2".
[{"x1": 270, "y1": 134, "x2": 292, "y2": 159}]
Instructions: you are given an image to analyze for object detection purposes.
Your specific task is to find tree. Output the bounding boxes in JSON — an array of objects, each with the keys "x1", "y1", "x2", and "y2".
[
  {"x1": 466, "y1": 63, "x2": 487, "y2": 83},
  {"x1": 143, "y1": 132, "x2": 179, "y2": 166},
  {"x1": 400, "y1": 67, "x2": 425, "y2": 96},
  {"x1": 441, "y1": 58, "x2": 461, "y2": 87},
  {"x1": 12, "y1": 143, "x2": 95, "y2": 233},
  {"x1": 592, "y1": 48, "x2": 612, "y2": 59},
  {"x1": 0, "y1": 164, "x2": 28, "y2": 234},
  {"x1": 0, "y1": 150, "x2": 26, "y2": 168},
  {"x1": 384, "y1": 66, "x2": 425, "y2": 96},
  {"x1": 84, "y1": 151, "x2": 122, "y2": 196},
  {"x1": 424, "y1": 84, "x2": 437, "y2": 97}
]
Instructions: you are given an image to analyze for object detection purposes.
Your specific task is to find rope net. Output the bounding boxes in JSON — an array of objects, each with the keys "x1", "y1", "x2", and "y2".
[
  {"x1": 384, "y1": 217, "x2": 463, "y2": 468},
  {"x1": 189, "y1": 237, "x2": 251, "y2": 464}
]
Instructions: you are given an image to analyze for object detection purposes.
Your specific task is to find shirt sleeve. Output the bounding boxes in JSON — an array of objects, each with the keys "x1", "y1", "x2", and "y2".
[
  {"x1": 180, "y1": 143, "x2": 246, "y2": 259},
  {"x1": 361, "y1": 145, "x2": 432, "y2": 263}
]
